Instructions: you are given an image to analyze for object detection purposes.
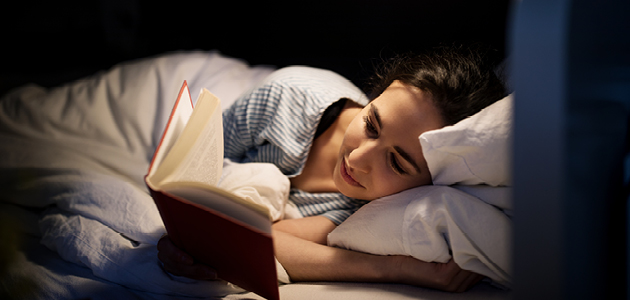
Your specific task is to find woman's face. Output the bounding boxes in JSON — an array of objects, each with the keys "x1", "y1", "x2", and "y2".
[{"x1": 333, "y1": 81, "x2": 446, "y2": 200}]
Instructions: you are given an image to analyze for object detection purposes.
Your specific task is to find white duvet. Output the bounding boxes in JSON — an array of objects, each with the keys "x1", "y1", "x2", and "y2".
[{"x1": 0, "y1": 51, "x2": 276, "y2": 298}]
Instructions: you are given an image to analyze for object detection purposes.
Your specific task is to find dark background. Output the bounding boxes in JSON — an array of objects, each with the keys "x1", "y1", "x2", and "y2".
[{"x1": 0, "y1": 0, "x2": 511, "y2": 95}]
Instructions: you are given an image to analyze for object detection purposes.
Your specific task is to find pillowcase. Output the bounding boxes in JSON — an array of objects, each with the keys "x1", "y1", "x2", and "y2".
[
  {"x1": 328, "y1": 185, "x2": 512, "y2": 288},
  {"x1": 419, "y1": 94, "x2": 513, "y2": 186}
]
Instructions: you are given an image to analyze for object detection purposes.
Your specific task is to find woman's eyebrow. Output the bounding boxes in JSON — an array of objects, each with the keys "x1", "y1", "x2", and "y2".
[{"x1": 394, "y1": 146, "x2": 422, "y2": 174}]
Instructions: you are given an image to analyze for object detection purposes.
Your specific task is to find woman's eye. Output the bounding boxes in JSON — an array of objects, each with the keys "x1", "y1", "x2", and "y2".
[
  {"x1": 390, "y1": 154, "x2": 407, "y2": 175},
  {"x1": 363, "y1": 116, "x2": 378, "y2": 137}
]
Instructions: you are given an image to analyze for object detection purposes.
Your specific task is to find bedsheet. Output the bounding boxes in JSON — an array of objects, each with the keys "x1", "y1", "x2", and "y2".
[{"x1": 0, "y1": 51, "x2": 510, "y2": 299}]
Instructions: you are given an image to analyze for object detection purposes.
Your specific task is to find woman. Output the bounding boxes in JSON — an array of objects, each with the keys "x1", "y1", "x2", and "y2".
[{"x1": 158, "y1": 46, "x2": 507, "y2": 292}]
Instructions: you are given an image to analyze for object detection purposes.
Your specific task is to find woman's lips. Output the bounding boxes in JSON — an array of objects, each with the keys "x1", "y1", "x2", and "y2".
[{"x1": 341, "y1": 158, "x2": 363, "y2": 187}]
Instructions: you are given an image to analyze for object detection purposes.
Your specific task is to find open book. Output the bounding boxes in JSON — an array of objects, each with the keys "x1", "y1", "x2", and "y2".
[{"x1": 145, "y1": 82, "x2": 279, "y2": 300}]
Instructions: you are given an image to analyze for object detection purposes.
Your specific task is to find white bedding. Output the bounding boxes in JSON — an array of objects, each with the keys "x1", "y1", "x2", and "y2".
[
  {"x1": 1, "y1": 51, "x2": 273, "y2": 299},
  {"x1": 0, "y1": 51, "x2": 510, "y2": 299}
]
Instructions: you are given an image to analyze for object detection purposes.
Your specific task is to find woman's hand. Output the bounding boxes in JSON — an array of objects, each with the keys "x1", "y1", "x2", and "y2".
[
  {"x1": 156, "y1": 234, "x2": 218, "y2": 280},
  {"x1": 390, "y1": 256, "x2": 484, "y2": 292}
]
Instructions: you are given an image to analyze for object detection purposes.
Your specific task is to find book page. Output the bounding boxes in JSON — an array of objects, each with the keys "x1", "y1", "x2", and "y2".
[
  {"x1": 168, "y1": 100, "x2": 223, "y2": 186},
  {"x1": 148, "y1": 89, "x2": 222, "y2": 187},
  {"x1": 162, "y1": 182, "x2": 271, "y2": 233},
  {"x1": 148, "y1": 82, "x2": 194, "y2": 176}
]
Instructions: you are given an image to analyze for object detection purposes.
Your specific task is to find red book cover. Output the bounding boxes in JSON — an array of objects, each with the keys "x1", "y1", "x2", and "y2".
[
  {"x1": 149, "y1": 189, "x2": 279, "y2": 300},
  {"x1": 146, "y1": 82, "x2": 280, "y2": 300}
]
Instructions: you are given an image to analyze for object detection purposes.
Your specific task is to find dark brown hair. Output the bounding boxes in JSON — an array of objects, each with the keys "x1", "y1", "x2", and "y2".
[{"x1": 366, "y1": 45, "x2": 507, "y2": 125}]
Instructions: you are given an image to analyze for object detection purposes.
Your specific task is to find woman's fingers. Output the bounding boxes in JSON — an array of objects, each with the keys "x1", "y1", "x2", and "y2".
[
  {"x1": 442, "y1": 260, "x2": 484, "y2": 292},
  {"x1": 157, "y1": 235, "x2": 218, "y2": 280},
  {"x1": 458, "y1": 272, "x2": 484, "y2": 292},
  {"x1": 161, "y1": 259, "x2": 218, "y2": 280},
  {"x1": 423, "y1": 259, "x2": 483, "y2": 292},
  {"x1": 449, "y1": 269, "x2": 483, "y2": 292},
  {"x1": 157, "y1": 235, "x2": 193, "y2": 265}
]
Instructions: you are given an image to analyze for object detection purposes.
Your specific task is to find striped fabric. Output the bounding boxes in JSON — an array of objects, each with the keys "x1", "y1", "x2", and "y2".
[{"x1": 222, "y1": 66, "x2": 369, "y2": 224}]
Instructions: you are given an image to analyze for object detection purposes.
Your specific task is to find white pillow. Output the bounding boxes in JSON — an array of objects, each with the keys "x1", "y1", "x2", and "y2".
[
  {"x1": 328, "y1": 185, "x2": 512, "y2": 288},
  {"x1": 328, "y1": 96, "x2": 514, "y2": 288},
  {"x1": 419, "y1": 94, "x2": 513, "y2": 186}
]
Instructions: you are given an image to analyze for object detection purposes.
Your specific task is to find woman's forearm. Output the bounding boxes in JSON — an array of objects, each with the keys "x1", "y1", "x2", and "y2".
[
  {"x1": 273, "y1": 229, "x2": 391, "y2": 283},
  {"x1": 273, "y1": 229, "x2": 484, "y2": 292},
  {"x1": 156, "y1": 228, "x2": 482, "y2": 292}
]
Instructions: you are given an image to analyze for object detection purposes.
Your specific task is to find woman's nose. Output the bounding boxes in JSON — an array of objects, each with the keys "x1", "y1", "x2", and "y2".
[{"x1": 347, "y1": 143, "x2": 376, "y2": 174}]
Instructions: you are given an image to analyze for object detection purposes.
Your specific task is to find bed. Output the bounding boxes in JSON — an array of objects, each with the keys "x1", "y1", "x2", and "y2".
[{"x1": 0, "y1": 50, "x2": 514, "y2": 299}]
